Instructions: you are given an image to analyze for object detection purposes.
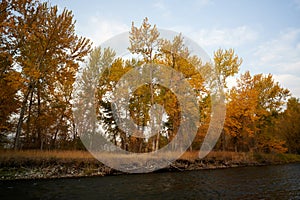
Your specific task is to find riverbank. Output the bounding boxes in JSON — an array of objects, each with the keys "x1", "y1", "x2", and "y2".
[{"x1": 1, "y1": 150, "x2": 300, "y2": 180}]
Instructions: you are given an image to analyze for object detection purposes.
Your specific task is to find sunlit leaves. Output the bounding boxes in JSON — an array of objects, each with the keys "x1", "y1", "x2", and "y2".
[
  {"x1": 275, "y1": 98, "x2": 300, "y2": 154},
  {"x1": 0, "y1": 0, "x2": 91, "y2": 149},
  {"x1": 128, "y1": 17, "x2": 160, "y2": 63},
  {"x1": 224, "y1": 71, "x2": 290, "y2": 152}
]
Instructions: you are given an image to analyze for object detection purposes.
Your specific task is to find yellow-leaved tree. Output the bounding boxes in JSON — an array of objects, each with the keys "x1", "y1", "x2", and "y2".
[
  {"x1": 224, "y1": 71, "x2": 290, "y2": 153},
  {"x1": 1, "y1": 0, "x2": 91, "y2": 149}
]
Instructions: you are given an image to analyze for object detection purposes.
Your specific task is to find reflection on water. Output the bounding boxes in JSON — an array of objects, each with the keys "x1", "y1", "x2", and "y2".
[{"x1": 1, "y1": 163, "x2": 300, "y2": 199}]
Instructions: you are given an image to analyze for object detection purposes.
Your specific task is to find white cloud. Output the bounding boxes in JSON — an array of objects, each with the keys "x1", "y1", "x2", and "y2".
[
  {"x1": 76, "y1": 16, "x2": 300, "y2": 98},
  {"x1": 253, "y1": 28, "x2": 300, "y2": 74},
  {"x1": 195, "y1": 0, "x2": 214, "y2": 7},
  {"x1": 244, "y1": 28, "x2": 300, "y2": 98},
  {"x1": 153, "y1": 1, "x2": 165, "y2": 10},
  {"x1": 183, "y1": 26, "x2": 300, "y2": 98},
  {"x1": 153, "y1": 1, "x2": 172, "y2": 18},
  {"x1": 226, "y1": 73, "x2": 300, "y2": 98},
  {"x1": 273, "y1": 74, "x2": 300, "y2": 98},
  {"x1": 78, "y1": 16, "x2": 129, "y2": 47},
  {"x1": 189, "y1": 26, "x2": 258, "y2": 50}
]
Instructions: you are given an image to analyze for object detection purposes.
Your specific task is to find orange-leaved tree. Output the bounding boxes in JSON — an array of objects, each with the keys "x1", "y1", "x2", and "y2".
[
  {"x1": 224, "y1": 71, "x2": 290, "y2": 153},
  {"x1": 2, "y1": 0, "x2": 91, "y2": 149}
]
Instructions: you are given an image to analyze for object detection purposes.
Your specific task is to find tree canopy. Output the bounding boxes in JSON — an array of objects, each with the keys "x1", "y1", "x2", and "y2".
[{"x1": 0, "y1": 2, "x2": 298, "y2": 155}]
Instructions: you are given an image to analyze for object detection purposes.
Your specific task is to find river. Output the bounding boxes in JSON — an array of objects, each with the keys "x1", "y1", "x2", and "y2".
[{"x1": 1, "y1": 163, "x2": 299, "y2": 199}]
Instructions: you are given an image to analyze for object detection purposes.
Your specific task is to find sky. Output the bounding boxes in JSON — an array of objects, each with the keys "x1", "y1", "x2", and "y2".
[{"x1": 51, "y1": 0, "x2": 300, "y2": 98}]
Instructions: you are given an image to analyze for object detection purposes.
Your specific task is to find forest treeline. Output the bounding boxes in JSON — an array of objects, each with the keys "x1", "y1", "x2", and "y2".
[{"x1": 1, "y1": 0, "x2": 299, "y2": 154}]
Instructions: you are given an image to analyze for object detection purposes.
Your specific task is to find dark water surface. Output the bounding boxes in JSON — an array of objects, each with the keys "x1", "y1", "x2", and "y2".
[{"x1": 1, "y1": 163, "x2": 300, "y2": 200}]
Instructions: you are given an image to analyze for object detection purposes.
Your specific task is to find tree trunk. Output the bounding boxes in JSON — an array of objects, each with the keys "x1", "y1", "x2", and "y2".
[
  {"x1": 234, "y1": 140, "x2": 238, "y2": 152},
  {"x1": 155, "y1": 132, "x2": 160, "y2": 151},
  {"x1": 52, "y1": 128, "x2": 59, "y2": 149},
  {"x1": 14, "y1": 87, "x2": 32, "y2": 150},
  {"x1": 139, "y1": 138, "x2": 143, "y2": 153},
  {"x1": 51, "y1": 112, "x2": 65, "y2": 149},
  {"x1": 221, "y1": 129, "x2": 226, "y2": 151},
  {"x1": 37, "y1": 83, "x2": 42, "y2": 149},
  {"x1": 25, "y1": 90, "x2": 34, "y2": 147}
]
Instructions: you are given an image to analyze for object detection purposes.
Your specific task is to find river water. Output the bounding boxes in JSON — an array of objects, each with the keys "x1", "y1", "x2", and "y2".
[{"x1": 1, "y1": 163, "x2": 300, "y2": 200}]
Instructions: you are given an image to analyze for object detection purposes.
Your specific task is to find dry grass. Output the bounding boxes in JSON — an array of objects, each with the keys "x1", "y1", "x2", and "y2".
[
  {"x1": 0, "y1": 150, "x2": 95, "y2": 165},
  {"x1": 0, "y1": 150, "x2": 252, "y2": 168},
  {"x1": 0, "y1": 150, "x2": 109, "y2": 180},
  {"x1": 0, "y1": 149, "x2": 299, "y2": 180},
  {"x1": 179, "y1": 151, "x2": 254, "y2": 162},
  {"x1": 1, "y1": 149, "x2": 299, "y2": 167}
]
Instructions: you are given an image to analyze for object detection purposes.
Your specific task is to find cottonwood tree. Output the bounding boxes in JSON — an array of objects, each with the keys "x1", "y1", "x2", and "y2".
[
  {"x1": 224, "y1": 72, "x2": 259, "y2": 152},
  {"x1": 2, "y1": 0, "x2": 91, "y2": 149},
  {"x1": 199, "y1": 48, "x2": 242, "y2": 151},
  {"x1": 125, "y1": 18, "x2": 206, "y2": 152},
  {"x1": 224, "y1": 71, "x2": 290, "y2": 153},
  {"x1": 251, "y1": 73, "x2": 289, "y2": 152},
  {"x1": 74, "y1": 46, "x2": 117, "y2": 150},
  {"x1": 214, "y1": 49, "x2": 242, "y2": 151},
  {"x1": 0, "y1": 0, "x2": 22, "y2": 146},
  {"x1": 128, "y1": 17, "x2": 160, "y2": 151},
  {"x1": 275, "y1": 97, "x2": 300, "y2": 154}
]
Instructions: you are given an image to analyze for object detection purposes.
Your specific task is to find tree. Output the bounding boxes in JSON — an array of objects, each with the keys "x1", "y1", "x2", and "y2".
[
  {"x1": 224, "y1": 71, "x2": 290, "y2": 153},
  {"x1": 2, "y1": 0, "x2": 91, "y2": 149},
  {"x1": 213, "y1": 49, "x2": 242, "y2": 88},
  {"x1": 250, "y1": 73, "x2": 289, "y2": 153},
  {"x1": 202, "y1": 48, "x2": 242, "y2": 151},
  {"x1": 224, "y1": 72, "x2": 259, "y2": 152},
  {"x1": 74, "y1": 46, "x2": 117, "y2": 150},
  {"x1": 158, "y1": 34, "x2": 205, "y2": 151},
  {"x1": 88, "y1": 18, "x2": 207, "y2": 153},
  {"x1": 128, "y1": 17, "x2": 160, "y2": 63},
  {"x1": 275, "y1": 97, "x2": 300, "y2": 154},
  {"x1": 0, "y1": 0, "x2": 22, "y2": 146},
  {"x1": 128, "y1": 18, "x2": 208, "y2": 152}
]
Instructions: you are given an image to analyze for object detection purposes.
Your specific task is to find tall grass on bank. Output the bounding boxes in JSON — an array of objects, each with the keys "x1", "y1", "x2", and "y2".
[
  {"x1": 1, "y1": 150, "x2": 299, "y2": 167},
  {"x1": 0, "y1": 150, "x2": 95, "y2": 166},
  {"x1": 1, "y1": 150, "x2": 300, "y2": 180}
]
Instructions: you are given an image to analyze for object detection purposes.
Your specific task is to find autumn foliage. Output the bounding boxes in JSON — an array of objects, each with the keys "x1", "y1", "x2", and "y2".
[
  {"x1": 0, "y1": 2, "x2": 299, "y2": 155},
  {"x1": 0, "y1": 0, "x2": 91, "y2": 149}
]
